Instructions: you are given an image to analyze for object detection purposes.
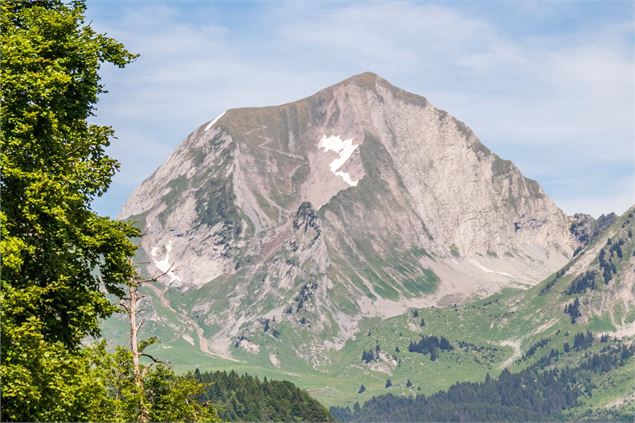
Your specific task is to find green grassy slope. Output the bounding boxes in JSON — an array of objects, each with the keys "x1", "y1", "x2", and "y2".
[{"x1": 102, "y1": 206, "x2": 635, "y2": 415}]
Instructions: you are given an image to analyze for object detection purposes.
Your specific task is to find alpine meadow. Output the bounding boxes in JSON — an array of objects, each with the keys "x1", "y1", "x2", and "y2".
[{"x1": 1, "y1": 1, "x2": 634, "y2": 422}]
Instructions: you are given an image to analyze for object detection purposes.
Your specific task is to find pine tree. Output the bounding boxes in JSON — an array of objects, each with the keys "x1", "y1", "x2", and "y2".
[{"x1": 430, "y1": 347, "x2": 439, "y2": 361}]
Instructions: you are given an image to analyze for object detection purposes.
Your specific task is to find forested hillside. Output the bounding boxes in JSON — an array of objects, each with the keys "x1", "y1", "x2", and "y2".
[
  {"x1": 194, "y1": 370, "x2": 334, "y2": 422},
  {"x1": 331, "y1": 337, "x2": 635, "y2": 421}
]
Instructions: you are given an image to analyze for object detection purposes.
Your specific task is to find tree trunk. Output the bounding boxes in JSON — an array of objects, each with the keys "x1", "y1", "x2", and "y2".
[{"x1": 129, "y1": 283, "x2": 150, "y2": 423}]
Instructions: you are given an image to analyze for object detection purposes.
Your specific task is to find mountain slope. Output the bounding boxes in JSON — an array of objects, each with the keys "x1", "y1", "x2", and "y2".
[
  {"x1": 327, "y1": 206, "x2": 635, "y2": 417},
  {"x1": 101, "y1": 205, "x2": 634, "y2": 411},
  {"x1": 117, "y1": 72, "x2": 576, "y2": 360}
]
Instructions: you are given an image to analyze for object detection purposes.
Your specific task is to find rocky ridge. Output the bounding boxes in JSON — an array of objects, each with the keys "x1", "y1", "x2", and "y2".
[{"x1": 119, "y1": 72, "x2": 578, "y2": 359}]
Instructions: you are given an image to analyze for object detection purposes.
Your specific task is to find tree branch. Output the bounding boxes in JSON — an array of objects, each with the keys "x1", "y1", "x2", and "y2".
[
  {"x1": 119, "y1": 301, "x2": 130, "y2": 313},
  {"x1": 140, "y1": 353, "x2": 165, "y2": 364}
]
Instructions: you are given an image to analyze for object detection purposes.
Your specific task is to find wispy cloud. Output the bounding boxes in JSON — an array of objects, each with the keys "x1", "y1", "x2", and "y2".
[{"x1": 88, "y1": 0, "x2": 634, "y2": 218}]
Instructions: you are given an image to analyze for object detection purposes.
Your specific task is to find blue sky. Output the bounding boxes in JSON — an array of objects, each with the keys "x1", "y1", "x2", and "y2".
[{"x1": 87, "y1": 0, "x2": 634, "y2": 218}]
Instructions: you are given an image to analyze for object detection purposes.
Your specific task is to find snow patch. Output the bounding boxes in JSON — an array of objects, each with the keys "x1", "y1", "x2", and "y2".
[
  {"x1": 150, "y1": 241, "x2": 182, "y2": 285},
  {"x1": 205, "y1": 111, "x2": 226, "y2": 131},
  {"x1": 318, "y1": 135, "x2": 359, "y2": 186}
]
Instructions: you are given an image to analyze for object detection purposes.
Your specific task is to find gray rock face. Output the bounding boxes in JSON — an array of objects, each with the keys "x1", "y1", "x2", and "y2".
[
  {"x1": 570, "y1": 212, "x2": 618, "y2": 247},
  {"x1": 120, "y1": 72, "x2": 577, "y2": 357}
]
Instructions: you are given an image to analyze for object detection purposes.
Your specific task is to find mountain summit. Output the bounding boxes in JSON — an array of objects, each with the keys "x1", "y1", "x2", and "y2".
[{"x1": 120, "y1": 72, "x2": 576, "y2": 357}]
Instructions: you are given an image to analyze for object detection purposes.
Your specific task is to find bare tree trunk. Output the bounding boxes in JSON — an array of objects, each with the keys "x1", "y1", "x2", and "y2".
[
  {"x1": 128, "y1": 282, "x2": 150, "y2": 423},
  {"x1": 123, "y1": 262, "x2": 172, "y2": 423}
]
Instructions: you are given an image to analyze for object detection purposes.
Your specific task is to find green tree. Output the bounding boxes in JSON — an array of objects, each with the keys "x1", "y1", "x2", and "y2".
[
  {"x1": 85, "y1": 344, "x2": 220, "y2": 422},
  {"x1": 118, "y1": 267, "x2": 222, "y2": 422},
  {"x1": 0, "y1": 0, "x2": 140, "y2": 419},
  {"x1": 1, "y1": 1, "x2": 222, "y2": 421}
]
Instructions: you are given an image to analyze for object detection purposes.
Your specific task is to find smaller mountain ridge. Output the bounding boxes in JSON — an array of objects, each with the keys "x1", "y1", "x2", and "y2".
[{"x1": 544, "y1": 206, "x2": 635, "y2": 336}]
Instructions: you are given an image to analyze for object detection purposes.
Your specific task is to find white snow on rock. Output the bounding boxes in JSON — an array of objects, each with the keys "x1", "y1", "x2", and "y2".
[
  {"x1": 150, "y1": 241, "x2": 182, "y2": 285},
  {"x1": 318, "y1": 135, "x2": 359, "y2": 186},
  {"x1": 205, "y1": 111, "x2": 226, "y2": 131}
]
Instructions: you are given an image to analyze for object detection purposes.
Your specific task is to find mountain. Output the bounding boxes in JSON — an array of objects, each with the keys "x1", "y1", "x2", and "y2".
[
  {"x1": 118, "y1": 72, "x2": 577, "y2": 362},
  {"x1": 331, "y1": 206, "x2": 635, "y2": 419},
  {"x1": 549, "y1": 206, "x2": 635, "y2": 336},
  {"x1": 107, "y1": 73, "x2": 635, "y2": 414}
]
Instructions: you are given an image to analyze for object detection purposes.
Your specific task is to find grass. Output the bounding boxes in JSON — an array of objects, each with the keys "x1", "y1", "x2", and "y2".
[
  {"x1": 100, "y1": 207, "x2": 635, "y2": 412},
  {"x1": 101, "y1": 245, "x2": 634, "y2": 407},
  {"x1": 101, "y1": 274, "x2": 635, "y2": 411}
]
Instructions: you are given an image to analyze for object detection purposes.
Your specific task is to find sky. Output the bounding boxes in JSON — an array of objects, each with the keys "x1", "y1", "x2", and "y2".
[{"x1": 86, "y1": 0, "x2": 634, "y2": 218}]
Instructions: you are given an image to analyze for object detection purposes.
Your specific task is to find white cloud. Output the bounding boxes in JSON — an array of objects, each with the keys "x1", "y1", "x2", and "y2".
[{"x1": 87, "y1": 1, "x2": 634, "y2": 219}]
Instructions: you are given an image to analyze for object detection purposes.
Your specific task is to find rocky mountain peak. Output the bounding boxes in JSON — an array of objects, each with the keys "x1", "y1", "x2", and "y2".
[{"x1": 119, "y1": 73, "x2": 578, "y2": 357}]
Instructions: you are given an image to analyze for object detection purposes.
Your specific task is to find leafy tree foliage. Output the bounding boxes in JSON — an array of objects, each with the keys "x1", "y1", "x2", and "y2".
[
  {"x1": 77, "y1": 343, "x2": 220, "y2": 422},
  {"x1": 1, "y1": 330, "x2": 111, "y2": 421},
  {"x1": 0, "y1": 2, "x2": 219, "y2": 421},
  {"x1": 195, "y1": 370, "x2": 333, "y2": 422},
  {"x1": 0, "y1": 1, "x2": 140, "y2": 419},
  {"x1": 0, "y1": 0, "x2": 139, "y2": 343}
]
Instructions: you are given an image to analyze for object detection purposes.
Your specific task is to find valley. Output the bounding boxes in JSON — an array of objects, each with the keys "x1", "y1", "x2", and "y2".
[
  {"x1": 103, "y1": 73, "x2": 635, "y2": 419},
  {"x1": 102, "y1": 206, "x2": 635, "y2": 417}
]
